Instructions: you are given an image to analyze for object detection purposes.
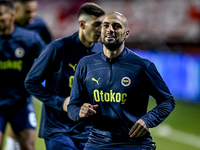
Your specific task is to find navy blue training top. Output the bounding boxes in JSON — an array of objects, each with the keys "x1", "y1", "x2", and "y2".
[
  {"x1": 16, "y1": 17, "x2": 52, "y2": 44},
  {"x1": 68, "y1": 47, "x2": 175, "y2": 148},
  {"x1": 0, "y1": 26, "x2": 45, "y2": 106},
  {"x1": 25, "y1": 32, "x2": 103, "y2": 140}
]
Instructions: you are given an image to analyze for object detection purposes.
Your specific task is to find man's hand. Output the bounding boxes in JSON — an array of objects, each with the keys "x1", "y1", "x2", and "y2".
[
  {"x1": 63, "y1": 96, "x2": 70, "y2": 112},
  {"x1": 129, "y1": 119, "x2": 148, "y2": 138},
  {"x1": 79, "y1": 103, "x2": 98, "y2": 118}
]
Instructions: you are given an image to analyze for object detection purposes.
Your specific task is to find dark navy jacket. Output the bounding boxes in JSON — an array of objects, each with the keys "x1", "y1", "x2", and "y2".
[
  {"x1": 68, "y1": 47, "x2": 175, "y2": 148},
  {"x1": 25, "y1": 32, "x2": 103, "y2": 140},
  {"x1": 0, "y1": 26, "x2": 45, "y2": 106},
  {"x1": 16, "y1": 17, "x2": 52, "y2": 44}
]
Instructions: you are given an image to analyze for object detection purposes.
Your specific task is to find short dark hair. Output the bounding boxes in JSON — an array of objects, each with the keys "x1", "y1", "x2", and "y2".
[
  {"x1": 0, "y1": 0, "x2": 14, "y2": 10},
  {"x1": 15, "y1": 0, "x2": 37, "y2": 3},
  {"x1": 78, "y1": 2, "x2": 105, "y2": 18}
]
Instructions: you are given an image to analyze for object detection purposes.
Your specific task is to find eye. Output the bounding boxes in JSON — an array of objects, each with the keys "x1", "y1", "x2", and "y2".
[
  {"x1": 113, "y1": 24, "x2": 121, "y2": 30},
  {"x1": 93, "y1": 22, "x2": 101, "y2": 27},
  {"x1": 102, "y1": 24, "x2": 109, "y2": 28}
]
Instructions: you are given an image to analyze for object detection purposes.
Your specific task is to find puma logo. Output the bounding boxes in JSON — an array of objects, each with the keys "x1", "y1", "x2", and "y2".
[
  {"x1": 69, "y1": 63, "x2": 77, "y2": 71},
  {"x1": 92, "y1": 78, "x2": 100, "y2": 85}
]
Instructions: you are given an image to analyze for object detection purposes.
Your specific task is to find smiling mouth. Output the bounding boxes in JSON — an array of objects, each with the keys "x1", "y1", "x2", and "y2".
[{"x1": 105, "y1": 35, "x2": 115, "y2": 41}]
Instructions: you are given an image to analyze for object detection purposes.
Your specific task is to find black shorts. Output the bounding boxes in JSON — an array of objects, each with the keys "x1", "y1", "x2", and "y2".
[{"x1": 0, "y1": 97, "x2": 36, "y2": 135}]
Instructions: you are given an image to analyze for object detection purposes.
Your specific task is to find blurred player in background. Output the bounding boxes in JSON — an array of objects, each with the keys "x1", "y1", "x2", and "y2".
[
  {"x1": 15, "y1": 0, "x2": 52, "y2": 44},
  {"x1": 4, "y1": 0, "x2": 52, "y2": 149},
  {"x1": 67, "y1": 11, "x2": 175, "y2": 150},
  {"x1": 0, "y1": 0, "x2": 45, "y2": 150},
  {"x1": 24, "y1": 2, "x2": 105, "y2": 150}
]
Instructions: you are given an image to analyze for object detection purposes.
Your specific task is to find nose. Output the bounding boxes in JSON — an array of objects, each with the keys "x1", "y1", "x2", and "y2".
[{"x1": 107, "y1": 25, "x2": 114, "y2": 33}]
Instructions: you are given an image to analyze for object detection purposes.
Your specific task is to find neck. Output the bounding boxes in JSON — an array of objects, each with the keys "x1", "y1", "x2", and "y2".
[
  {"x1": 103, "y1": 43, "x2": 124, "y2": 58},
  {"x1": 78, "y1": 30, "x2": 93, "y2": 48}
]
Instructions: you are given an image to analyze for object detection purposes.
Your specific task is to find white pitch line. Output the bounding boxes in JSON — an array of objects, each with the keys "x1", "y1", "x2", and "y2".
[{"x1": 151, "y1": 124, "x2": 200, "y2": 149}]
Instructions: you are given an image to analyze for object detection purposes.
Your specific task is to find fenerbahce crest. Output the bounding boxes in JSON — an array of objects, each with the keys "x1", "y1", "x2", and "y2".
[
  {"x1": 121, "y1": 77, "x2": 131, "y2": 87},
  {"x1": 15, "y1": 47, "x2": 25, "y2": 58}
]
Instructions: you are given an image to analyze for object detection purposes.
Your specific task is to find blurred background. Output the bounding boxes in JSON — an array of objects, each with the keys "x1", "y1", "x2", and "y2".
[
  {"x1": 37, "y1": 0, "x2": 200, "y2": 102},
  {"x1": 6, "y1": 0, "x2": 200, "y2": 149},
  {"x1": 35, "y1": 0, "x2": 200, "y2": 149}
]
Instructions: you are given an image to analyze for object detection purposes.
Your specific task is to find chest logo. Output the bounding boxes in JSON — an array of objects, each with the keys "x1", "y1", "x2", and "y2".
[
  {"x1": 92, "y1": 77, "x2": 100, "y2": 85},
  {"x1": 69, "y1": 63, "x2": 77, "y2": 71},
  {"x1": 15, "y1": 47, "x2": 25, "y2": 58},
  {"x1": 121, "y1": 77, "x2": 131, "y2": 87}
]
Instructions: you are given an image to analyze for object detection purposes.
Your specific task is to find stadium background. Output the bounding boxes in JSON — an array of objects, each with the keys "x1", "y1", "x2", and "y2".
[{"x1": 4, "y1": 0, "x2": 200, "y2": 149}]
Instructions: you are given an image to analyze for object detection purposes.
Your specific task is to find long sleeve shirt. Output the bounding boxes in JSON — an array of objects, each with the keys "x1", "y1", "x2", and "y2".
[
  {"x1": 68, "y1": 47, "x2": 175, "y2": 148},
  {"x1": 25, "y1": 32, "x2": 103, "y2": 139},
  {"x1": 0, "y1": 26, "x2": 45, "y2": 106}
]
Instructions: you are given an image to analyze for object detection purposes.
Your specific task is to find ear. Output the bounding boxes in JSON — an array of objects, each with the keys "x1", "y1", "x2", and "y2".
[
  {"x1": 79, "y1": 20, "x2": 85, "y2": 29},
  {"x1": 124, "y1": 29, "x2": 130, "y2": 40}
]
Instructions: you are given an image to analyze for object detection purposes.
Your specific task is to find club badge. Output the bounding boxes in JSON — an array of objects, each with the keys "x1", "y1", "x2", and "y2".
[
  {"x1": 15, "y1": 47, "x2": 25, "y2": 58},
  {"x1": 121, "y1": 77, "x2": 131, "y2": 87}
]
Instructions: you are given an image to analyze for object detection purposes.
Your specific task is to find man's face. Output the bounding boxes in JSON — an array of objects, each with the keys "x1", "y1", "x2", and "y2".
[
  {"x1": 83, "y1": 15, "x2": 105, "y2": 43},
  {"x1": 0, "y1": 5, "x2": 14, "y2": 33},
  {"x1": 17, "y1": 1, "x2": 38, "y2": 25},
  {"x1": 101, "y1": 13, "x2": 127, "y2": 51}
]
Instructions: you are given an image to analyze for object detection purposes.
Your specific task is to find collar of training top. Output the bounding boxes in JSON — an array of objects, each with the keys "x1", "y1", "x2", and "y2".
[{"x1": 102, "y1": 47, "x2": 129, "y2": 62}]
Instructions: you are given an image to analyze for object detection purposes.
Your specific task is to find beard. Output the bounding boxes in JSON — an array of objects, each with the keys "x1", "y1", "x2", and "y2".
[{"x1": 102, "y1": 38, "x2": 123, "y2": 51}]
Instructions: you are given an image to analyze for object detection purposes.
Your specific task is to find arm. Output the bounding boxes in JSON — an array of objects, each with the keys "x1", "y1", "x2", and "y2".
[
  {"x1": 25, "y1": 43, "x2": 65, "y2": 111},
  {"x1": 129, "y1": 62, "x2": 175, "y2": 138},
  {"x1": 141, "y1": 98, "x2": 175, "y2": 128},
  {"x1": 67, "y1": 61, "x2": 96, "y2": 121},
  {"x1": 129, "y1": 97, "x2": 175, "y2": 137},
  {"x1": 141, "y1": 62, "x2": 175, "y2": 128},
  {"x1": 129, "y1": 98, "x2": 175, "y2": 138}
]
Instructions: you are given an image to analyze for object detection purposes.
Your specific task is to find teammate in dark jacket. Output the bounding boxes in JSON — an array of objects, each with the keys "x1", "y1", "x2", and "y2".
[
  {"x1": 4, "y1": 1, "x2": 52, "y2": 149},
  {"x1": 25, "y1": 3, "x2": 105, "y2": 150},
  {"x1": 0, "y1": 1, "x2": 45, "y2": 150},
  {"x1": 67, "y1": 12, "x2": 175, "y2": 150},
  {"x1": 15, "y1": 0, "x2": 52, "y2": 44}
]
